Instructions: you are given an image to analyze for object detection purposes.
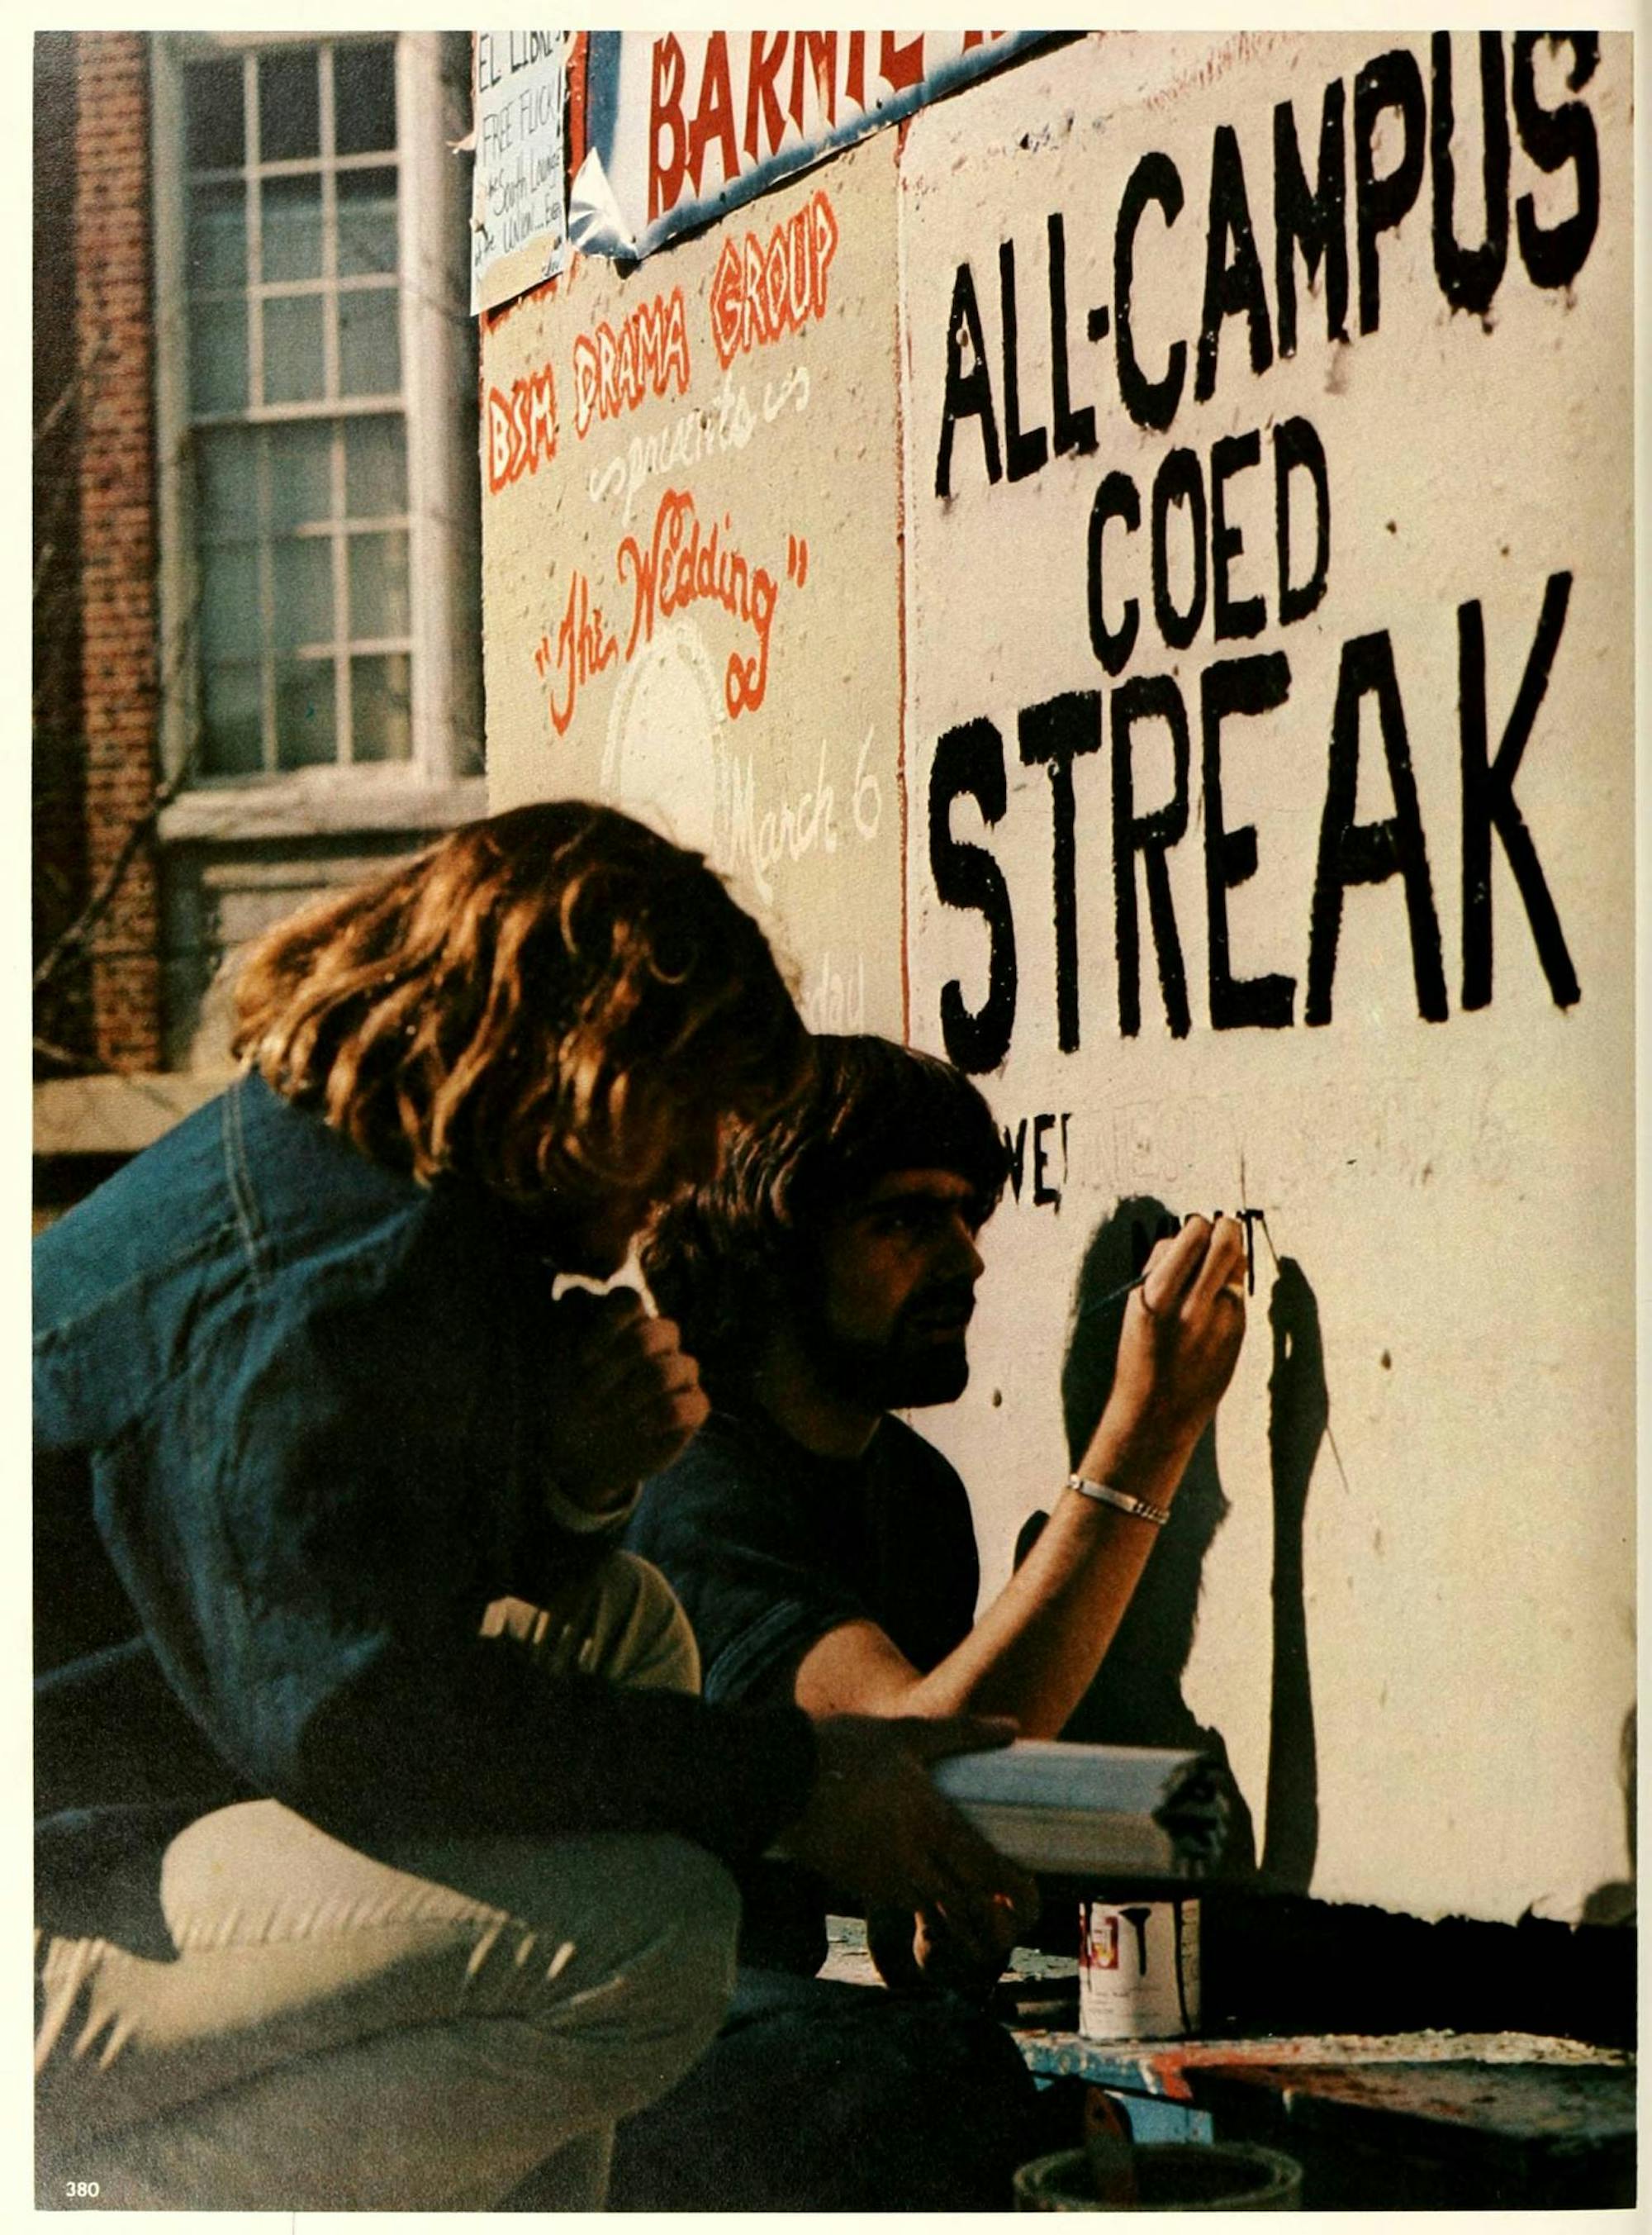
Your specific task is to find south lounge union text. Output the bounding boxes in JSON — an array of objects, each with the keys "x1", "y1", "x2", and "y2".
[{"x1": 925, "y1": 33, "x2": 1601, "y2": 1072}]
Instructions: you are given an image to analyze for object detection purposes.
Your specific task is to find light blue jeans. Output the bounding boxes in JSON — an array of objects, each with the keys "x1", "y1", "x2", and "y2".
[{"x1": 35, "y1": 1553, "x2": 738, "y2": 2212}]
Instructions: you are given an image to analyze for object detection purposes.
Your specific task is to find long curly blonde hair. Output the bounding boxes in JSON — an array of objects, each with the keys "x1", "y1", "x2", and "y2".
[{"x1": 232, "y1": 801, "x2": 807, "y2": 1208}]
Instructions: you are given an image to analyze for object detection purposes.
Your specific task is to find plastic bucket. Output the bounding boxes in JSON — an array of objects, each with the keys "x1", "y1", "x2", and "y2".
[{"x1": 1014, "y1": 2142, "x2": 1303, "y2": 2212}]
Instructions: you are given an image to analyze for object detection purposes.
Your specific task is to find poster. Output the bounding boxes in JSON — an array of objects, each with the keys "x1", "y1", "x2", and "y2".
[
  {"x1": 573, "y1": 28, "x2": 1054, "y2": 263},
  {"x1": 471, "y1": 29, "x2": 567, "y2": 315}
]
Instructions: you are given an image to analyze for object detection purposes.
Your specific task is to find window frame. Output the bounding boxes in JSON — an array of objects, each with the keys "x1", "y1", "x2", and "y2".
[{"x1": 153, "y1": 30, "x2": 482, "y2": 826}]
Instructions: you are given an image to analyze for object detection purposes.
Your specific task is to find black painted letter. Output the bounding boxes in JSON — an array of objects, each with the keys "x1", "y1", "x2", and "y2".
[
  {"x1": 1203, "y1": 654, "x2": 1298, "y2": 1030},
  {"x1": 1000, "y1": 237, "x2": 1049, "y2": 483},
  {"x1": 1275, "y1": 79, "x2": 1350, "y2": 356},
  {"x1": 1088, "y1": 470, "x2": 1141, "y2": 676},
  {"x1": 1048, "y1": 212, "x2": 1098, "y2": 458},
  {"x1": 930, "y1": 720, "x2": 1018, "y2": 1071},
  {"x1": 1151, "y1": 448, "x2": 1208, "y2": 652},
  {"x1": 1460, "y1": 572, "x2": 1580, "y2": 1011},
  {"x1": 1196, "y1": 124, "x2": 1275, "y2": 402},
  {"x1": 1512, "y1": 34, "x2": 1601, "y2": 289},
  {"x1": 1019, "y1": 692, "x2": 1103, "y2": 1054},
  {"x1": 1353, "y1": 50, "x2": 1427, "y2": 335},
  {"x1": 1275, "y1": 416, "x2": 1332, "y2": 626},
  {"x1": 1212, "y1": 429, "x2": 1267, "y2": 640},
  {"x1": 1114, "y1": 153, "x2": 1189, "y2": 431},
  {"x1": 935, "y1": 262, "x2": 1002, "y2": 497},
  {"x1": 1307, "y1": 631, "x2": 1448, "y2": 1025},
  {"x1": 1112, "y1": 673, "x2": 1192, "y2": 1039},
  {"x1": 1431, "y1": 32, "x2": 1511, "y2": 317}
]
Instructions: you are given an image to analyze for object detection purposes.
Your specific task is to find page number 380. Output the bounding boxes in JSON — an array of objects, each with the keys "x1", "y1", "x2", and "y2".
[{"x1": 64, "y1": 2181, "x2": 101, "y2": 2199}]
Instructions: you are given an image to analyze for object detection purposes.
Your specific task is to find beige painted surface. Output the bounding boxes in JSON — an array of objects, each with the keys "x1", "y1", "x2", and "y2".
[
  {"x1": 482, "y1": 132, "x2": 904, "y2": 1035},
  {"x1": 899, "y1": 31, "x2": 1633, "y2": 1923},
  {"x1": 481, "y1": 32, "x2": 1632, "y2": 1928}
]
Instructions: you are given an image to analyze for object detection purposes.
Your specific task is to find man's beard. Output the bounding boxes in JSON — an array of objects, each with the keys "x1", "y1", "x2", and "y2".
[{"x1": 801, "y1": 1283, "x2": 975, "y2": 1413}]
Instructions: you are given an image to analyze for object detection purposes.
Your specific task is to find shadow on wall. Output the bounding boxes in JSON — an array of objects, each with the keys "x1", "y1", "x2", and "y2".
[
  {"x1": 1259, "y1": 1255, "x2": 1327, "y2": 1892},
  {"x1": 1580, "y1": 1705, "x2": 1636, "y2": 1927},
  {"x1": 1019, "y1": 1196, "x2": 1333, "y2": 1890}
]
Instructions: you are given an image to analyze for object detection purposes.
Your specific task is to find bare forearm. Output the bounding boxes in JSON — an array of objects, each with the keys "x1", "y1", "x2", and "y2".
[
  {"x1": 903, "y1": 1224, "x2": 1245, "y2": 1728},
  {"x1": 792, "y1": 1433, "x2": 1198, "y2": 1732},
  {"x1": 900, "y1": 1460, "x2": 1189, "y2": 1733}
]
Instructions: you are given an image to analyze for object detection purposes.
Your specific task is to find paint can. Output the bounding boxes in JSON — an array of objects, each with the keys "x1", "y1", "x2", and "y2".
[
  {"x1": 1014, "y1": 2141, "x2": 1302, "y2": 2211},
  {"x1": 1077, "y1": 1896, "x2": 1200, "y2": 2040}
]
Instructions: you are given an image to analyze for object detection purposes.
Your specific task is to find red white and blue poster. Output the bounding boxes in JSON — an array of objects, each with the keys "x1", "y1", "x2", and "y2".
[{"x1": 572, "y1": 29, "x2": 1056, "y2": 264}]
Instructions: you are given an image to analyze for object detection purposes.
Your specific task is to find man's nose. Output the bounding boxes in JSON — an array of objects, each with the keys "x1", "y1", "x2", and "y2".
[{"x1": 941, "y1": 1215, "x2": 985, "y2": 1284}]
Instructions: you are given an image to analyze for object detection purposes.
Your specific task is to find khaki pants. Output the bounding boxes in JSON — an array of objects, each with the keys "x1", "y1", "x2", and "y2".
[{"x1": 35, "y1": 1553, "x2": 736, "y2": 2212}]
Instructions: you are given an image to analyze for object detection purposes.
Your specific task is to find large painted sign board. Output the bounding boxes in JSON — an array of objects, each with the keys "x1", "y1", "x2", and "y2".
[
  {"x1": 483, "y1": 134, "x2": 906, "y2": 1039},
  {"x1": 899, "y1": 31, "x2": 1632, "y2": 1924},
  {"x1": 482, "y1": 30, "x2": 1634, "y2": 1929}
]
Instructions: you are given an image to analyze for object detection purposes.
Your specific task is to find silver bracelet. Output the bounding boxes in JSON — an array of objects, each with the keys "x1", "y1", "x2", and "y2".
[{"x1": 1065, "y1": 1472, "x2": 1171, "y2": 1527}]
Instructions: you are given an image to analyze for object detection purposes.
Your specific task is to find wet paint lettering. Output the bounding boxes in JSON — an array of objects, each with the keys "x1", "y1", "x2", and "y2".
[
  {"x1": 999, "y1": 1113, "x2": 1071, "y2": 1210},
  {"x1": 618, "y1": 488, "x2": 790, "y2": 720},
  {"x1": 535, "y1": 573, "x2": 620, "y2": 738},
  {"x1": 935, "y1": 33, "x2": 1602, "y2": 483},
  {"x1": 486, "y1": 364, "x2": 558, "y2": 495},
  {"x1": 570, "y1": 289, "x2": 693, "y2": 440},
  {"x1": 709, "y1": 193, "x2": 839, "y2": 369},
  {"x1": 929, "y1": 573, "x2": 1578, "y2": 1068}
]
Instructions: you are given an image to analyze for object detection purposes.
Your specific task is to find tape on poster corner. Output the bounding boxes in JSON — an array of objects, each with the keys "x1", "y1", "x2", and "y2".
[{"x1": 568, "y1": 150, "x2": 639, "y2": 264}]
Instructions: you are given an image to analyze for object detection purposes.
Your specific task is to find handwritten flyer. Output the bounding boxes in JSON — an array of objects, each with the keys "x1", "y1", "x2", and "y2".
[{"x1": 471, "y1": 30, "x2": 567, "y2": 316}]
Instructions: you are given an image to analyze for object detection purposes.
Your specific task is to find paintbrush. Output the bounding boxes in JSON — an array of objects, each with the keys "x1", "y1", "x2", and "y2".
[
  {"x1": 1079, "y1": 1270, "x2": 1149, "y2": 1319},
  {"x1": 1079, "y1": 1210, "x2": 1264, "y2": 1319}
]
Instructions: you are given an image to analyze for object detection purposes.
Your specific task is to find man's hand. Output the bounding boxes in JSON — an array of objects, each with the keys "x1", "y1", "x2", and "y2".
[
  {"x1": 866, "y1": 1884, "x2": 1035, "y2": 2001},
  {"x1": 1080, "y1": 1214, "x2": 1247, "y2": 1486},
  {"x1": 540, "y1": 1290, "x2": 710, "y2": 1514},
  {"x1": 774, "y1": 1713, "x2": 1035, "y2": 1919}
]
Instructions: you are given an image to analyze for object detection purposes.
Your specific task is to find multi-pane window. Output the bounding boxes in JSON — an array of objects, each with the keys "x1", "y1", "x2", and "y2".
[{"x1": 182, "y1": 41, "x2": 412, "y2": 774}]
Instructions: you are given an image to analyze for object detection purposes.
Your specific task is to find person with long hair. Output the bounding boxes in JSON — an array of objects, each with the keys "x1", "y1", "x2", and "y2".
[
  {"x1": 33, "y1": 805, "x2": 1027, "y2": 2212},
  {"x1": 611, "y1": 1033, "x2": 1247, "y2": 2210}
]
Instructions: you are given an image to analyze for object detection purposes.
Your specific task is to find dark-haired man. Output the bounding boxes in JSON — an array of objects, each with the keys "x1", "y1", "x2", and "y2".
[{"x1": 610, "y1": 1034, "x2": 1246, "y2": 2210}]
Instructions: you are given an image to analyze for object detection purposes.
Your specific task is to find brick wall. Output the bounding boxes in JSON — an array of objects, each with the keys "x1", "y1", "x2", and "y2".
[
  {"x1": 33, "y1": 33, "x2": 88, "y2": 1067},
  {"x1": 72, "y1": 31, "x2": 163, "y2": 1069}
]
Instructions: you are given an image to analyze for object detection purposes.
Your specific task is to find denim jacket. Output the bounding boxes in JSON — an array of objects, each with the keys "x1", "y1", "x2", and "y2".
[{"x1": 34, "y1": 1072, "x2": 814, "y2": 1883}]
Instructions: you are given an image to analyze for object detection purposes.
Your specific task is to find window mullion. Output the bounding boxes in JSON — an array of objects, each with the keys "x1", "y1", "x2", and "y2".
[
  {"x1": 320, "y1": 43, "x2": 349, "y2": 763},
  {"x1": 333, "y1": 423, "x2": 353, "y2": 766},
  {"x1": 254, "y1": 430, "x2": 278, "y2": 773},
  {"x1": 245, "y1": 52, "x2": 264, "y2": 412},
  {"x1": 320, "y1": 44, "x2": 341, "y2": 399}
]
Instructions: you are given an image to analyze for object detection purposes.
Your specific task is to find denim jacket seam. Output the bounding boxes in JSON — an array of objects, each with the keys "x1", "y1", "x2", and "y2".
[
  {"x1": 33, "y1": 1228, "x2": 238, "y2": 1361},
  {"x1": 221, "y1": 1077, "x2": 273, "y2": 1290}
]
